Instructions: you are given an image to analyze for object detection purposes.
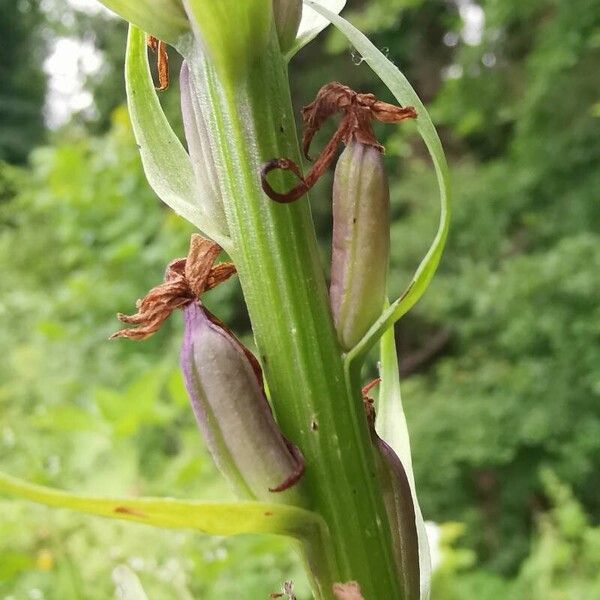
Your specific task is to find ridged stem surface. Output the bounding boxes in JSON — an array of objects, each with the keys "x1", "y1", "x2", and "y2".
[{"x1": 186, "y1": 33, "x2": 404, "y2": 599}]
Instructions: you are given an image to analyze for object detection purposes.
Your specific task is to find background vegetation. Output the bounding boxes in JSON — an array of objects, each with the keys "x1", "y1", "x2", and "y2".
[{"x1": 1, "y1": 0, "x2": 599, "y2": 597}]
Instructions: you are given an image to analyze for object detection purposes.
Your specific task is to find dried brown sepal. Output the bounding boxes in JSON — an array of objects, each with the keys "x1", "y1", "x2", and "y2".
[
  {"x1": 261, "y1": 82, "x2": 417, "y2": 203},
  {"x1": 111, "y1": 234, "x2": 235, "y2": 340},
  {"x1": 147, "y1": 35, "x2": 169, "y2": 91},
  {"x1": 332, "y1": 581, "x2": 364, "y2": 600}
]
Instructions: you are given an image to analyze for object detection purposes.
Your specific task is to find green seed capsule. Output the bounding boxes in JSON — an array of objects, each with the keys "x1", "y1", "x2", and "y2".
[
  {"x1": 181, "y1": 302, "x2": 305, "y2": 503},
  {"x1": 330, "y1": 141, "x2": 390, "y2": 350},
  {"x1": 273, "y1": 0, "x2": 302, "y2": 52}
]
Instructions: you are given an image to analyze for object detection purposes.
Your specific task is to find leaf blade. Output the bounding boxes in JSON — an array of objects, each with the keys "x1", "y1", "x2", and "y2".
[{"x1": 0, "y1": 470, "x2": 323, "y2": 541}]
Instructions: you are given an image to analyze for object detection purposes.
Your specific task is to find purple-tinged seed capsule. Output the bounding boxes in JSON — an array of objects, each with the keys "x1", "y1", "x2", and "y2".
[
  {"x1": 330, "y1": 140, "x2": 390, "y2": 350},
  {"x1": 180, "y1": 61, "x2": 228, "y2": 236},
  {"x1": 181, "y1": 301, "x2": 305, "y2": 503},
  {"x1": 375, "y1": 437, "x2": 420, "y2": 600},
  {"x1": 363, "y1": 384, "x2": 420, "y2": 600}
]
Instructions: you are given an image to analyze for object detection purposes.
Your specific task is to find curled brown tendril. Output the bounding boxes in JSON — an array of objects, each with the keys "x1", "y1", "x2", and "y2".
[
  {"x1": 147, "y1": 35, "x2": 169, "y2": 91},
  {"x1": 261, "y1": 82, "x2": 417, "y2": 203},
  {"x1": 110, "y1": 235, "x2": 236, "y2": 340}
]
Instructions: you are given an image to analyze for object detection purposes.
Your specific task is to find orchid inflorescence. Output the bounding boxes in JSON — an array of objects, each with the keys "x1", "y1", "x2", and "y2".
[
  {"x1": 113, "y1": 75, "x2": 419, "y2": 598},
  {"x1": 2, "y1": 2, "x2": 451, "y2": 598}
]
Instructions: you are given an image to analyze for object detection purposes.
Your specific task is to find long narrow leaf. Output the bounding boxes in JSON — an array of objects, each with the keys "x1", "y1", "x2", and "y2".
[
  {"x1": 307, "y1": 2, "x2": 451, "y2": 365},
  {"x1": 0, "y1": 470, "x2": 323, "y2": 541},
  {"x1": 377, "y1": 324, "x2": 432, "y2": 600},
  {"x1": 125, "y1": 26, "x2": 228, "y2": 246}
]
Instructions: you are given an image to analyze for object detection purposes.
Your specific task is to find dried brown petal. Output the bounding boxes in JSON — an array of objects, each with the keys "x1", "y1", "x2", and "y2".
[
  {"x1": 261, "y1": 82, "x2": 416, "y2": 203},
  {"x1": 111, "y1": 234, "x2": 235, "y2": 340},
  {"x1": 147, "y1": 35, "x2": 169, "y2": 91}
]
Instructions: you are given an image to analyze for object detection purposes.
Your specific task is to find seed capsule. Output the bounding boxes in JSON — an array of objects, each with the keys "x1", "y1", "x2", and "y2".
[
  {"x1": 330, "y1": 140, "x2": 390, "y2": 350},
  {"x1": 180, "y1": 61, "x2": 228, "y2": 236},
  {"x1": 363, "y1": 385, "x2": 420, "y2": 600},
  {"x1": 181, "y1": 302, "x2": 305, "y2": 502},
  {"x1": 375, "y1": 436, "x2": 420, "y2": 600},
  {"x1": 273, "y1": 0, "x2": 303, "y2": 52}
]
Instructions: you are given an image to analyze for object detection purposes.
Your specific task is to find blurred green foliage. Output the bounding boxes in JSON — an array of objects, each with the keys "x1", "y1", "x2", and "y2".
[
  {"x1": 0, "y1": 0, "x2": 47, "y2": 163},
  {"x1": 432, "y1": 471, "x2": 600, "y2": 599},
  {"x1": 0, "y1": 109, "x2": 307, "y2": 599},
  {"x1": 1, "y1": 0, "x2": 599, "y2": 597}
]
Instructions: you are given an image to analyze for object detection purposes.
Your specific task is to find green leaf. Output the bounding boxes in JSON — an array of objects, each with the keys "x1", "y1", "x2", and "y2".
[
  {"x1": 287, "y1": 0, "x2": 347, "y2": 59},
  {"x1": 0, "y1": 470, "x2": 325, "y2": 541},
  {"x1": 100, "y1": 0, "x2": 189, "y2": 47},
  {"x1": 112, "y1": 565, "x2": 151, "y2": 600},
  {"x1": 125, "y1": 26, "x2": 229, "y2": 247},
  {"x1": 307, "y1": 2, "x2": 451, "y2": 365},
  {"x1": 377, "y1": 324, "x2": 432, "y2": 600},
  {"x1": 182, "y1": 0, "x2": 272, "y2": 81}
]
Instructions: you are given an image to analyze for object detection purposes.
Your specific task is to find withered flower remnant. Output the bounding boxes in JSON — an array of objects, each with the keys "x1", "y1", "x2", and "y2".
[
  {"x1": 260, "y1": 83, "x2": 416, "y2": 350},
  {"x1": 111, "y1": 235, "x2": 305, "y2": 502},
  {"x1": 147, "y1": 36, "x2": 169, "y2": 91},
  {"x1": 261, "y1": 82, "x2": 416, "y2": 203},
  {"x1": 110, "y1": 235, "x2": 234, "y2": 340}
]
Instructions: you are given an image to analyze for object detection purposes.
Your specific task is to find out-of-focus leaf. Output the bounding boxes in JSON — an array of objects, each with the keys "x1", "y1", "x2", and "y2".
[
  {"x1": 309, "y1": 3, "x2": 451, "y2": 364},
  {"x1": 113, "y1": 565, "x2": 151, "y2": 600}
]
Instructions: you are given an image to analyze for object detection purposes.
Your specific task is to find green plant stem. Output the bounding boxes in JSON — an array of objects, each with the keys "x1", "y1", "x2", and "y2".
[{"x1": 187, "y1": 34, "x2": 404, "y2": 599}]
